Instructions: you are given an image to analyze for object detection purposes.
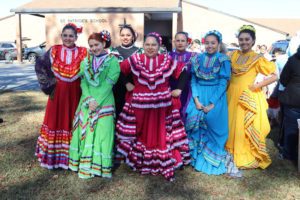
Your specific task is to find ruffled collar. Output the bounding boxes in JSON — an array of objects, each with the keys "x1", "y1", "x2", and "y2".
[
  {"x1": 128, "y1": 53, "x2": 176, "y2": 90},
  {"x1": 83, "y1": 54, "x2": 112, "y2": 87}
]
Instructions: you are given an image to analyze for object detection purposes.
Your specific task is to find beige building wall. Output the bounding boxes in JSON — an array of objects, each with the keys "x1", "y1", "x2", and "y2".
[
  {"x1": 45, "y1": 13, "x2": 144, "y2": 49},
  {"x1": 0, "y1": 14, "x2": 45, "y2": 47},
  {"x1": 181, "y1": 1, "x2": 286, "y2": 47},
  {"x1": 0, "y1": 15, "x2": 15, "y2": 43}
]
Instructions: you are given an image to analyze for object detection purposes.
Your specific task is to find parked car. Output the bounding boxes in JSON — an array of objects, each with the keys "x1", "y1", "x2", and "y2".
[
  {"x1": 269, "y1": 40, "x2": 289, "y2": 56},
  {"x1": 224, "y1": 43, "x2": 239, "y2": 53},
  {"x1": 23, "y1": 42, "x2": 46, "y2": 63},
  {"x1": 0, "y1": 42, "x2": 17, "y2": 61}
]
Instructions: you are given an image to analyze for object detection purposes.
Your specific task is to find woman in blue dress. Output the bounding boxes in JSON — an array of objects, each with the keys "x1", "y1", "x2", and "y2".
[{"x1": 185, "y1": 30, "x2": 239, "y2": 175}]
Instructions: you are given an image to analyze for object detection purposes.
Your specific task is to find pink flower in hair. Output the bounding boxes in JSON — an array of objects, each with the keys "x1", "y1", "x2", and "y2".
[{"x1": 147, "y1": 32, "x2": 162, "y2": 45}]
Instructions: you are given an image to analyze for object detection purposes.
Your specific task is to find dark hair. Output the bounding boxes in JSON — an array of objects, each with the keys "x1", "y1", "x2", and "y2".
[
  {"x1": 238, "y1": 29, "x2": 256, "y2": 41},
  {"x1": 145, "y1": 32, "x2": 162, "y2": 46},
  {"x1": 120, "y1": 25, "x2": 137, "y2": 44},
  {"x1": 192, "y1": 39, "x2": 201, "y2": 45},
  {"x1": 238, "y1": 29, "x2": 256, "y2": 47},
  {"x1": 62, "y1": 24, "x2": 78, "y2": 37},
  {"x1": 175, "y1": 31, "x2": 188, "y2": 41},
  {"x1": 145, "y1": 35, "x2": 160, "y2": 46},
  {"x1": 205, "y1": 33, "x2": 220, "y2": 43},
  {"x1": 260, "y1": 44, "x2": 267, "y2": 49},
  {"x1": 88, "y1": 32, "x2": 111, "y2": 48}
]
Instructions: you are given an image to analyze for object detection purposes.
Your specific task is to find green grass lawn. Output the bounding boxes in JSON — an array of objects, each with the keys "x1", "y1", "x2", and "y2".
[{"x1": 0, "y1": 91, "x2": 299, "y2": 200}]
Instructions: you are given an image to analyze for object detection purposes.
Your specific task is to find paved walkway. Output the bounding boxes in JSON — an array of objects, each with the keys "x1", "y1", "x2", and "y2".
[{"x1": 0, "y1": 62, "x2": 39, "y2": 92}]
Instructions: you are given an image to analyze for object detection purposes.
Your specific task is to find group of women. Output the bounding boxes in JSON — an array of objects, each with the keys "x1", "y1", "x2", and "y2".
[{"x1": 35, "y1": 23, "x2": 277, "y2": 181}]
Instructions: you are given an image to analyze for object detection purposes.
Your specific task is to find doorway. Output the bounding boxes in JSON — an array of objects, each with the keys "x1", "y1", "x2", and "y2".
[{"x1": 144, "y1": 13, "x2": 173, "y2": 52}]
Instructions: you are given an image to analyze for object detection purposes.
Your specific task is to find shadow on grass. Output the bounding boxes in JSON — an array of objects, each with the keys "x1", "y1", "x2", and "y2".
[
  {"x1": 0, "y1": 172, "x2": 54, "y2": 200},
  {"x1": 144, "y1": 168, "x2": 209, "y2": 200},
  {"x1": 1, "y1": 94, "x2": 45, "y2": 114},
  {"x1": 0, "y1": 134, "x2": 51, "y2": 200}
]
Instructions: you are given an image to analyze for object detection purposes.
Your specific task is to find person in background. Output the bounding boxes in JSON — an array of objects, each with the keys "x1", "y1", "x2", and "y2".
[
  {"x1": 110, "y1": 24, "x2": 139, "y2": 167},
  {"x1": 111, "y1": 24, "x2": 139, "y2": 118},
  {"x1": 35, "y1": 23, "x2": 87, "y2": 169},
  {"x1": 287, "y1": 30, "x2": 300, "y2": 57},
  {"x1": 278, "y1": 45, "x2": 300, "y2": 161},
  {"x1": 188, "y1": 39, "x2": 202, "y2": 53},
  {"x1": 259, "y1": 44, "x2": 272, "y2": 61},
  {"x1": 267, "y1": 48, "x2": 288, "y2": 127},
  {"x1": 226, "y1": 25, "x2": 277, "y2": 169},
  {"x1": 255, "y1": 44, "x2": 261, "y2": 53}
]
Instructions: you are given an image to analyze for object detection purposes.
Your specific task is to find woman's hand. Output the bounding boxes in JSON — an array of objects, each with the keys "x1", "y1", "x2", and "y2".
[
  {"x1": 203, "y1": 103, "x2": 214, "y2": 113},
  {"x1": 171, "y1": 89, "x2": 182, "y2": 97},
  {"x1": 89, "y1": 100, "x2": 99, "y2": 112},
  {"x1": 248, "y1": 83, "x2": 259, "y2": 92},
  {"x1": 249, "y1": 73, "x2": 278, "y2": 92},
  {"x1": 203, "y1": 103, "x2": 215, "y2": 113},
  {"x1": 194, "y1": 97, "x2": 204, "y2": 110},
  {"x1": 125, "y1": 82, "x2": 135, "y2": 92}
]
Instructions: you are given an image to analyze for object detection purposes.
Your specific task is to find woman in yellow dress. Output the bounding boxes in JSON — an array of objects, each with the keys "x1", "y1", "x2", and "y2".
[{"x1": 226, "y1": 25, "x2": 277, "y2": 169}]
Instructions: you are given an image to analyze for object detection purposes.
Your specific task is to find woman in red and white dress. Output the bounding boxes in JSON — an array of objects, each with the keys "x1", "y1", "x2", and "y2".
[
  {"x1": 35, "y1": 23, "x2": 87, "y2": 169},
  {"x1": 116, "y1": 32, "x2": 190, "y2": 181}
]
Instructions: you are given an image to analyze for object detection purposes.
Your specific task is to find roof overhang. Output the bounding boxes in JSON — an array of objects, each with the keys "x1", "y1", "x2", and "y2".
[{"x1": 11, "y1": 0, "x2": 181, "y2": 14}]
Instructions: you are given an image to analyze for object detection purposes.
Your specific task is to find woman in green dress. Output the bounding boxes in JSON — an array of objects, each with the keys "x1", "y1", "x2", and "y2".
[{"x1": 69, "y1": 30, "x2": 120, "y2": 178}]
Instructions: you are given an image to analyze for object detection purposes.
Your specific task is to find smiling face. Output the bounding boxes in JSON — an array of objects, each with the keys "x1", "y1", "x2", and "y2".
[
  {"x1": 260, "y1": 45, "x2": 267, "y2": 54},
  {"x1": 120, "y1": 28, "x2": 134, "y2": 46},
  {"x1": 88, "y1": 39, "x2": 106, "y2": 56},
  {"x1": 204, "y1": 35, "x2": 219, "y2": 54},
  {"x1": 143, "y1": 36, "x2": 159, "y2": 58},
  {"x1": 174, "y1": 33, "x2": 188, "y2": 53},
  {"x1": 238, "y1": 32, "x2": 255, "y2": 53},
  {"x1": 61, "y1": 28, "x2": 77, "y2": 48}
]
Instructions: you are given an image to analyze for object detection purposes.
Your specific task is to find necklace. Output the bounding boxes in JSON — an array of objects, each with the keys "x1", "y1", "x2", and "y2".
[{"x1": 120, "y1": 44, "x2": 134, "y2": 49}]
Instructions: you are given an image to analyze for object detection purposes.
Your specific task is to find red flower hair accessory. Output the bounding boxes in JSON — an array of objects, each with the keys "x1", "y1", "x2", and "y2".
[
  {"x1": 100, "y1": 30, "x2": 111, "y2": 42},
  {"x1": 187, "y1": 37, "x2": 192, "y2": 45},
  {"x1": 66, "y1": 23, "x2": 83, "y2": 33}
]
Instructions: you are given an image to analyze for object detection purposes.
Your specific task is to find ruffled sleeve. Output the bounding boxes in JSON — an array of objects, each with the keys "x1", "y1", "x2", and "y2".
[
  {"x1": 120, "y1": 58, "x2": 132, "y2": 76},
  {"x1": 255, "y1": 57, "x2": 276, "y2": 76},
  {"x1": 94, "y1": 56, "x2": 120, "y2": 106},
  {"x1": 34, "y1": 49, "x2": 56, "y2": 95},
  {"x1": 209, "y1": 56, "x2": 231, "y2": 105},
  {"x1": 80, "y1": 56, "x2": 95, "y2": 107},
  {"x1": 190, "y1": 63, "x2": 199, "y2": 98},
  {"x1": 172, "y1": 60, "x2": 186, "y2": 79}
]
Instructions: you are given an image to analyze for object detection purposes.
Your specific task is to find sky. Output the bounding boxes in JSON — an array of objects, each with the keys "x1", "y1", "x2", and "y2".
[
  {"x1": 0, "y1": 0, "x2": 31, "y2": 17},
  {"x1": 1, "y1": 0, "x2": 300, "y2": 18}
]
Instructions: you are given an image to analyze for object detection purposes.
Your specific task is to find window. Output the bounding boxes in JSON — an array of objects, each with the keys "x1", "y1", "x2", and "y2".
[{"x1": 2, "y1": 43, "x2": 14, "y2": 48}]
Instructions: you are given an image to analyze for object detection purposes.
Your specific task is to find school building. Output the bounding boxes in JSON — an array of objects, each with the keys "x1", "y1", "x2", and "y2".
[{"x1": 4, "y1": 0, "x2": 300, "y2": 61}]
